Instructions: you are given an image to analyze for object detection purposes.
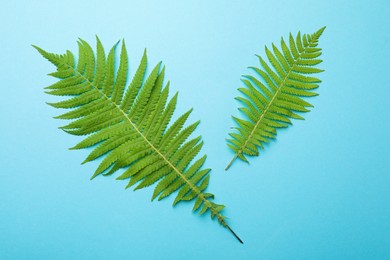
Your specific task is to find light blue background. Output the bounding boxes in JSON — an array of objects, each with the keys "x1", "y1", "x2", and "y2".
[{"x1": 1, "y1": 0, "x2": 389, "y2": 259}]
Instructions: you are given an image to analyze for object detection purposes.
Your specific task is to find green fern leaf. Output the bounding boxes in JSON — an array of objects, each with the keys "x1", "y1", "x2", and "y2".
[
  {"x1": 34, "y1": 37, "x2": 242, "y2": 243},
  {"x1": 226, "y1": 27, "x2": 326, "y2": 170}
]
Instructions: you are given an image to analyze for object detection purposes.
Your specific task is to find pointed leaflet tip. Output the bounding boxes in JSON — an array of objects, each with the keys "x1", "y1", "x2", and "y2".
[
  {"x1": 32, "y1": 44, "x2": 47, "y2": 55},
  {"x1": 31, "y1": 44, "x2": 41, "y2": 52},
  {"x1": 81, "y1": 158, "x2": 89, "y2": 165},
  {"x1": 248, "y1": 66, "x2": 257, "y2": 72},
  {"x1": 32, "y1": 44, "x2": 50, "y2": 59},
  {"x1": 240, "y1": 75, "x2": 252, "y2": 82},
  {"x1": 95, "y1": 35, "x2": 102, "y2": 45},
  {"x1": 194, "y1": 120, "x2": 200, "y2": 128},
  {"x1": 172, "y1": 91, "x2": 179, "y2": 100},
  {"x1": 316, "y1": 26, "x2": 326, "y2": 37},
  {"x1": 113, "y1": 39, "x2": 121, "y2": 48},
  {"x1": 77, "y1": 37, "x2": 88, "y2": 47},
  {"x1": 165, "y1": 80, "x2": 170, "y2": 89},
  {"x1": 120, "y1": 39, "x2": 127, "y2": 53},
  {"x1": 45, "y1": 101, "x2": 57, "y2": 108},
  {"x1": 124, "y1": 182, "x2": 132, "y2": 189},
  {"x1": 90, "y1": 173, "x2": 98, "y2": 180}
]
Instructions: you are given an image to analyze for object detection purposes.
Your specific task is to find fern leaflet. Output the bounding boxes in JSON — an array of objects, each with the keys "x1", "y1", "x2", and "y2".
[{"x1": 226, "y1": 27, "x2": 326, "y2": 170}]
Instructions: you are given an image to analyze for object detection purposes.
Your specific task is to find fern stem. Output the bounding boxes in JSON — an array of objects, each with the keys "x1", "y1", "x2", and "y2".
[
  {"x1": 225, "y1": 154, "x2": 238, "y2": 171},
  {"x1": 224, "y1": 223, "x2": 244, "y2": 244}
]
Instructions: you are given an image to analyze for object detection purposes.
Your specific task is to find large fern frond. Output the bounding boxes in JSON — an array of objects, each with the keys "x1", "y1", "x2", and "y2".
[
  {"x1": 226, "y1": 27, "x2": 326, "y2": 170},
  {"x1": 34, "y1": 37, "x2": 242, "y2": 243}
]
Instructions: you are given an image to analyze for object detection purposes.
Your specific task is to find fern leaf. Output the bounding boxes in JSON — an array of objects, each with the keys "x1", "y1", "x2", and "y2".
[
  {"x1": 34, "y1": 38, "x2": 242, "y2": 243},
  {"x1": 226, "y1": 27, "x2": 326, "y2": 170}
]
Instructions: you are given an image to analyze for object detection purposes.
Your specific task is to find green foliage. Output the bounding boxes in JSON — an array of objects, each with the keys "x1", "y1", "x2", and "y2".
[
  {"x1": 226, "y1": 27, "x2": 326, "y2": 170},
  {"x1": 34, "y1": 37, "x2": 242, "y2": 243}
]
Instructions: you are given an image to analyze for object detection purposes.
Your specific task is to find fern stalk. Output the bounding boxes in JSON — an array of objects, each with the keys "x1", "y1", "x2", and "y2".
[{"x1": 226, "y1": 27, "x2": 326, "y2": 170}]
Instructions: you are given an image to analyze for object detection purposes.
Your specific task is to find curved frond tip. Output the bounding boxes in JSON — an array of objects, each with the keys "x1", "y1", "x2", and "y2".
[
  {"x1": 34, "y1": 37, "x2": 242, "y2": 243},
  {"x1": 226, "y1": 27, "x2": 326, "y2": 171}
]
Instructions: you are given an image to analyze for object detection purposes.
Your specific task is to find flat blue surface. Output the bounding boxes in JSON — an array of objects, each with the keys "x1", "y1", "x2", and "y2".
[{"x1": 1, "y1": 0, "x2": 389, "y2": 259}]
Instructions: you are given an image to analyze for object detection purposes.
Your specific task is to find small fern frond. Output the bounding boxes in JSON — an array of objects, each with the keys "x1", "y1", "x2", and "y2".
[
  {"x1": 34, "y1": 38, "x2": 242, "y2": 243},
  {"x1": 226, "y1": 27, "x2": 326, "y2": 170}
]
